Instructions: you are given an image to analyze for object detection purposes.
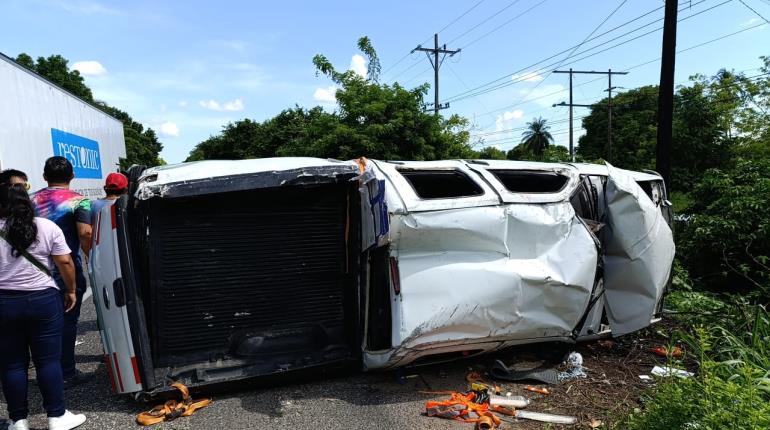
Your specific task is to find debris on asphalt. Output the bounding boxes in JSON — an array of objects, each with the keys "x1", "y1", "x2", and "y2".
[
  {"x1": 557, "y1": 351, "x2": 588, "y2": 382},
  {"x1": 524, "y1": 385, "x2": 550, "y2": 395},
  {"x1": 488, "y1": 394, "x2": 529, "y2": 408},
  {"x1": 651, "y1": 365, "x2": 694, "y2": 378},
  {"x1": 514, "y1": 410, "x2": 578, "y2": 425},
  {"x1": 489, "y1": 359, "x2": 559, "y2": 384},
  {"x1": 650, "y1": 345, "x2": 683, "y2": 358},
  {"x1": 136, "y1": 382, "x2": 211, "y2": 426},
  {"x1": 589, "y1": 418, "x2": 604, "y2": 428}
]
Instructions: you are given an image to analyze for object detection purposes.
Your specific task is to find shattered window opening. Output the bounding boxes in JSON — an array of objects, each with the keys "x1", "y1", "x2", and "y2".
[
  {"x1": 398, "y1": 169, "x2": 484, "y2": 199},
  {"x1": 489, "y1": 170, "x2": 570, "y2": 193}
]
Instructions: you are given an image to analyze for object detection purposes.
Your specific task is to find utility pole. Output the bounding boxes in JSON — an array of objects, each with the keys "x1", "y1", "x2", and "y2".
[
  {"x1": 413, "y1": 34, "x2": 461, "y2": 115},
  {"x1": 657, "y1": 0, "x2": 678, "y2": 191},
  {"x1": 553, "y1": 69, "x2": 627, "y2": 162}
]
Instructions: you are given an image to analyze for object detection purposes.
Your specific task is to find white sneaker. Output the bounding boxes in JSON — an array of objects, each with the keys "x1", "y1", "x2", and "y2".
[
  {"x1": 48, "y1": 410, "x2": 86, "y2": 430},
  {"x1": 8, "y1": 419, "x2": 30, "y2": 430}
]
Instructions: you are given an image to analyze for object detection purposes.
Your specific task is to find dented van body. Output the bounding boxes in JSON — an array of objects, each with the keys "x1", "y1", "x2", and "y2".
[{"x1": 89, "y1": 157, "x2": 674, "y2": 396}]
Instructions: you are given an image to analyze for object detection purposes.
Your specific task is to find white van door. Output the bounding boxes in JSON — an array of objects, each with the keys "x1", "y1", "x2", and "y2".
[
  {"x1": 602, "y1": 164, "x2": 675, "y2": 336},
  {"x1": 89, "y1": 201, "x2": 143, "y2": 394}
]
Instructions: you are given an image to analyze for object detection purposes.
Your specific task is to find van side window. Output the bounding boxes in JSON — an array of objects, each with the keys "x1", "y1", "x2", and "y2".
[
  {"x1": 571, "y1": 178, "x2": 599, "y2": 221},
  {"x1": 398, "y1": 169, "x2": 484, "y2": 199},
  {"x1": 488, "y1": 170, "x2": 569, "y2": 193}
]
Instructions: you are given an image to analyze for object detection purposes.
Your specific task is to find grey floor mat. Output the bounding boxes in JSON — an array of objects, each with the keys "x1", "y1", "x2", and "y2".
[{"x1": 488, "y1": 359, "x2": 560, "y2": 385}]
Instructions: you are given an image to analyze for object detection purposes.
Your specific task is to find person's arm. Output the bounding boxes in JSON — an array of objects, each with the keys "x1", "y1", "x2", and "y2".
[
  {"x1": 75, "y1": 198, "x2": 93, "y2": 258},
  {"x1": 53, "y1": 253, "x2": 77, "y2": 312},
  {"x1": 77, "y1": 221, "x2": 93, "y2": 257}
]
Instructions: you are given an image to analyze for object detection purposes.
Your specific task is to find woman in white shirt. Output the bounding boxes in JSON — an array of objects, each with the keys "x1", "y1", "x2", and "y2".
[{"x1": 0, "y1": 171, "x2": 87, "y2": 430}]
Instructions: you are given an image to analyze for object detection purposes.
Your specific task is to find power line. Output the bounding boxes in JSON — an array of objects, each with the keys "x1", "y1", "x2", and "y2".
[
  {"x1": 737, "y1": 0, "x2": 770, "y2": 24},
  {"x1": 449, "y1": 0, "x2": 733, "y2": 105},
  {"x1": 381, "y1": 0, "x2": 487, "y2": 78},
  {"x1": 446, "y1": 0, "x2": 525, "y2": 46},
  {"x1": 447, "y1": 0, "x2": 727, "y2": 103},
  {"x1": 474, "y1": 20, "x2": 766, "y2": 122},
  {"x1": 437, "y1": 0, "x2": 488, "y2": 34},
  {"x1": 459, "y1": 0, "x2": 550, "y2": 49},
  {"x1": 443, "y1": 0, "x2": 714, "y2": 103}
]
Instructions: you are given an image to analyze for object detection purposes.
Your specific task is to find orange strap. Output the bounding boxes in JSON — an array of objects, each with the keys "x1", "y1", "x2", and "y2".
[
  {"x1": 136, "y1": 383, "x2": 212, "y2": 426},
  {"x1": 425, "y1": 392, "x2": 503, "y2": 428}
]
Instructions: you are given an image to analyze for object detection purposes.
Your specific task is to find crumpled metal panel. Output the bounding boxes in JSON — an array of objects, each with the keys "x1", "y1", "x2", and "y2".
[
  {"x1": 384, "y1": 201, "x2": 598, "y2": 364},
  {"x1": 602, "y1": 164, "x2": 675, "y2": 336}
]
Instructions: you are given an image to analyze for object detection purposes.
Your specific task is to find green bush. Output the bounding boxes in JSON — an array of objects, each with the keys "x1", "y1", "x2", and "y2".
[
  {"x1": 677, "y1": 158, "x2": 770, "y2": 298},
  {"x1": 623, "y1": 302, "x2": 770, "y2": 429}
]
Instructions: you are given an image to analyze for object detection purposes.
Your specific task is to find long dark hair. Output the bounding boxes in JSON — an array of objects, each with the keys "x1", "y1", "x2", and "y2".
[{"x1": 0, "y1": 184, "x2": 37, "y2": 257}]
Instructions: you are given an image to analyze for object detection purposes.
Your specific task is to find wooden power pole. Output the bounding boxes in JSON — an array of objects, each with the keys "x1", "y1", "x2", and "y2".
[
  {"x1": 553, "y1": 69, "x2": 627, "y2": 162},
  {"x1": 657, "y1": 0, "x2": 678, "y2": 190},
  {"x1": 413, "y1": 34, "x2": 460, "y2": 115}
]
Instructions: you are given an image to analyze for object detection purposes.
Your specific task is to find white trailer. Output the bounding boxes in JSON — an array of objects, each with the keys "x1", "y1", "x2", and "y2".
[{"x1": 0, "y1": 52, "x2": 125, "y2": 197}]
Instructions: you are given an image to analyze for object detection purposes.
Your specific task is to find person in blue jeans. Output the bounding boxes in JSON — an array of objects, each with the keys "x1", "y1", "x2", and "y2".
[
  {"x1": 0, "y1": 173, "x2": 87, "y2": 430},
  {"x1": 31, "y1": 157, "x2": 93, "y2": 388}
]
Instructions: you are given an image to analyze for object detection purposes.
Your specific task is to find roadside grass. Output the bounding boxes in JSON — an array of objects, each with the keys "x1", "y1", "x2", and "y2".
[{"x1": 621, "y1": 291, "x2": 770, "y2": 429}]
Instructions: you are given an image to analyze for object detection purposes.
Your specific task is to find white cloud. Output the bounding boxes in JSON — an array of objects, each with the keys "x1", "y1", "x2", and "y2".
[
  {"x1": 159, "y1": 121, "x2": 180, "y2": 138},
  {"x1": 72, "y1": 60, "x2": 107, "y2": 76},
  {"x1": 740, "y1": 17, "x2": 760, "y2": 27},
  {"x1": 178, "y1": 101, "x2": 188, "y2": 108},
  {"x1": 313, "y1": 86, "x2": 337, "y2": 104},
  {"x1": 495, "y1": 109, "x2": 525, "y2": 131},
  {"x1": 350, "y1": 54, "x2": 367, "y2": 78},
  {"x1": 46, "y1": 0, "x2": 122, "y2": 15},
  {"x1": 209, "y1": 39, "x2": 249, "y2": 52},
  {"x1": 519, "y1": 84, "x2": 566, "y2": 107},
  {"x1": 222, "y1": 98, "x2": 244, "y2": 111},
  {"x1": 198, "y1": 98, "x2": 245, "y2": 112},
  {"x1": 511, "y1": 71, "x2": 543, "y2": 82}
]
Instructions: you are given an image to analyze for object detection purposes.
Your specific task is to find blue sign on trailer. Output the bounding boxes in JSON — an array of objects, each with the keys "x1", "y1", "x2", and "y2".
[{"x1": 51, "y1": 128, "x2": 103, "y2": 179}]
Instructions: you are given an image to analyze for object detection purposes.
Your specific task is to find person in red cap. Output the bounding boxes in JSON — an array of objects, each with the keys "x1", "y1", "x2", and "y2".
[{"x1": 89, "y1": 172, "x2": 128, "y2": 228}]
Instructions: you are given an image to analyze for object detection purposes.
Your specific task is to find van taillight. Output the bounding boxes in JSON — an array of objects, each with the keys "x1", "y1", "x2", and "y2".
[{"x1": 389, "y1": 256, "x2": 401, "y2": 295}]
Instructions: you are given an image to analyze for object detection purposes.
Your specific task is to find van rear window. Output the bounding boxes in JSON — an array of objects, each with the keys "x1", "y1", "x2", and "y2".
[
  {"x1": 399, "y1": 169, "x2": 484, "y2": 199},
  {"x1": 489, "y1": 170, "x2": 569, "y2": 193}
]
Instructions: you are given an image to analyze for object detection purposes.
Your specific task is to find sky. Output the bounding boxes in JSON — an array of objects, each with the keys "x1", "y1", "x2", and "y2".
[{"x1": 1, "y1": 0, "x2": 768, "y2": 163}]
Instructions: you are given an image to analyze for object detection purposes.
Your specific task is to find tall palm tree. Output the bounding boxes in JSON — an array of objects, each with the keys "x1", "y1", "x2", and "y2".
[{"x1": 521, "y1": 117, "x2": 554, "y2": 159}]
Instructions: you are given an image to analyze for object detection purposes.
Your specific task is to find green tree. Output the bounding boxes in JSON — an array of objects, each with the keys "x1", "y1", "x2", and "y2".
[
  {"x1": 187, "y1": 37, "x2": 476, "y2": 161},
  {"x1": 576, "y1": 85, "x2": 659, "y2": 170},
  {"x1": 520, "y1": 117, "x2": 553, "y2": 159},
  {"x1": 576, "y1": 67, "x2": 765, "y2": 189},
  {"x1": 506, "y1": 143, "x2": 569, "y2": 162},
  {"x1": 15, "y1": 54, "x2": 94, "y2": 102},
  {"x1": 14, "y1": 53, "x2": 163, "y2": 169},
  {"x1": 477, "y1": 146, "x2": 507, "y2": 160}
]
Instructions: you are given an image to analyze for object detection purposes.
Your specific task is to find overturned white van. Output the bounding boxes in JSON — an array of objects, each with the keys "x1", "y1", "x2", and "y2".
[{"x1": 89, "y1": 157, "x2": 674, "y2": 396}]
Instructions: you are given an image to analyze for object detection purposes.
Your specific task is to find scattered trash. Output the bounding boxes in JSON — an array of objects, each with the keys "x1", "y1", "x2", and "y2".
[
  {"x1": 524, "y1": 385, "x2": 550, "y2": 395},
  {"x1": 638, "y1": 375, "x2": 653, "y2": 382},
  {"x1": 489, "y1": 359, "x2": 559, "y2": 384},
  {"x1": 488, "y1": 394, "x2": 529, "y2": 408},
  {"x1": 597, "y1": 340, "x2": 615, "y2": 349},
  {"x1": 514, "y1": 410, "x2": 577, "y2": 424},
  {"x1": 136, "y1": 382, "x2": 211, "y2": 426},
  {"x1": 465, "y1": 370, "x2": 484, "y2": 383},
  {"x1": 425, "y1": 391, "x2": 507, "y2": 427},
  {"x1": 589, "y1": 418, "x2": 604, "y2": 428},
  {"x1": 651, "y1": 345, "x2": 683, "y2": 358},
  {"x1": 557, "y1": 352, "x2": 587, "y2": 382},
  {"x1": 651, "y1": 365, "x2": 693, "y2": 379}
]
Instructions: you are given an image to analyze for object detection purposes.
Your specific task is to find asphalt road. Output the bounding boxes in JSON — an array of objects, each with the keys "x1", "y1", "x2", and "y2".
[{"x1": 0, "y1": 293, "x2": 503, "y2": 430}]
